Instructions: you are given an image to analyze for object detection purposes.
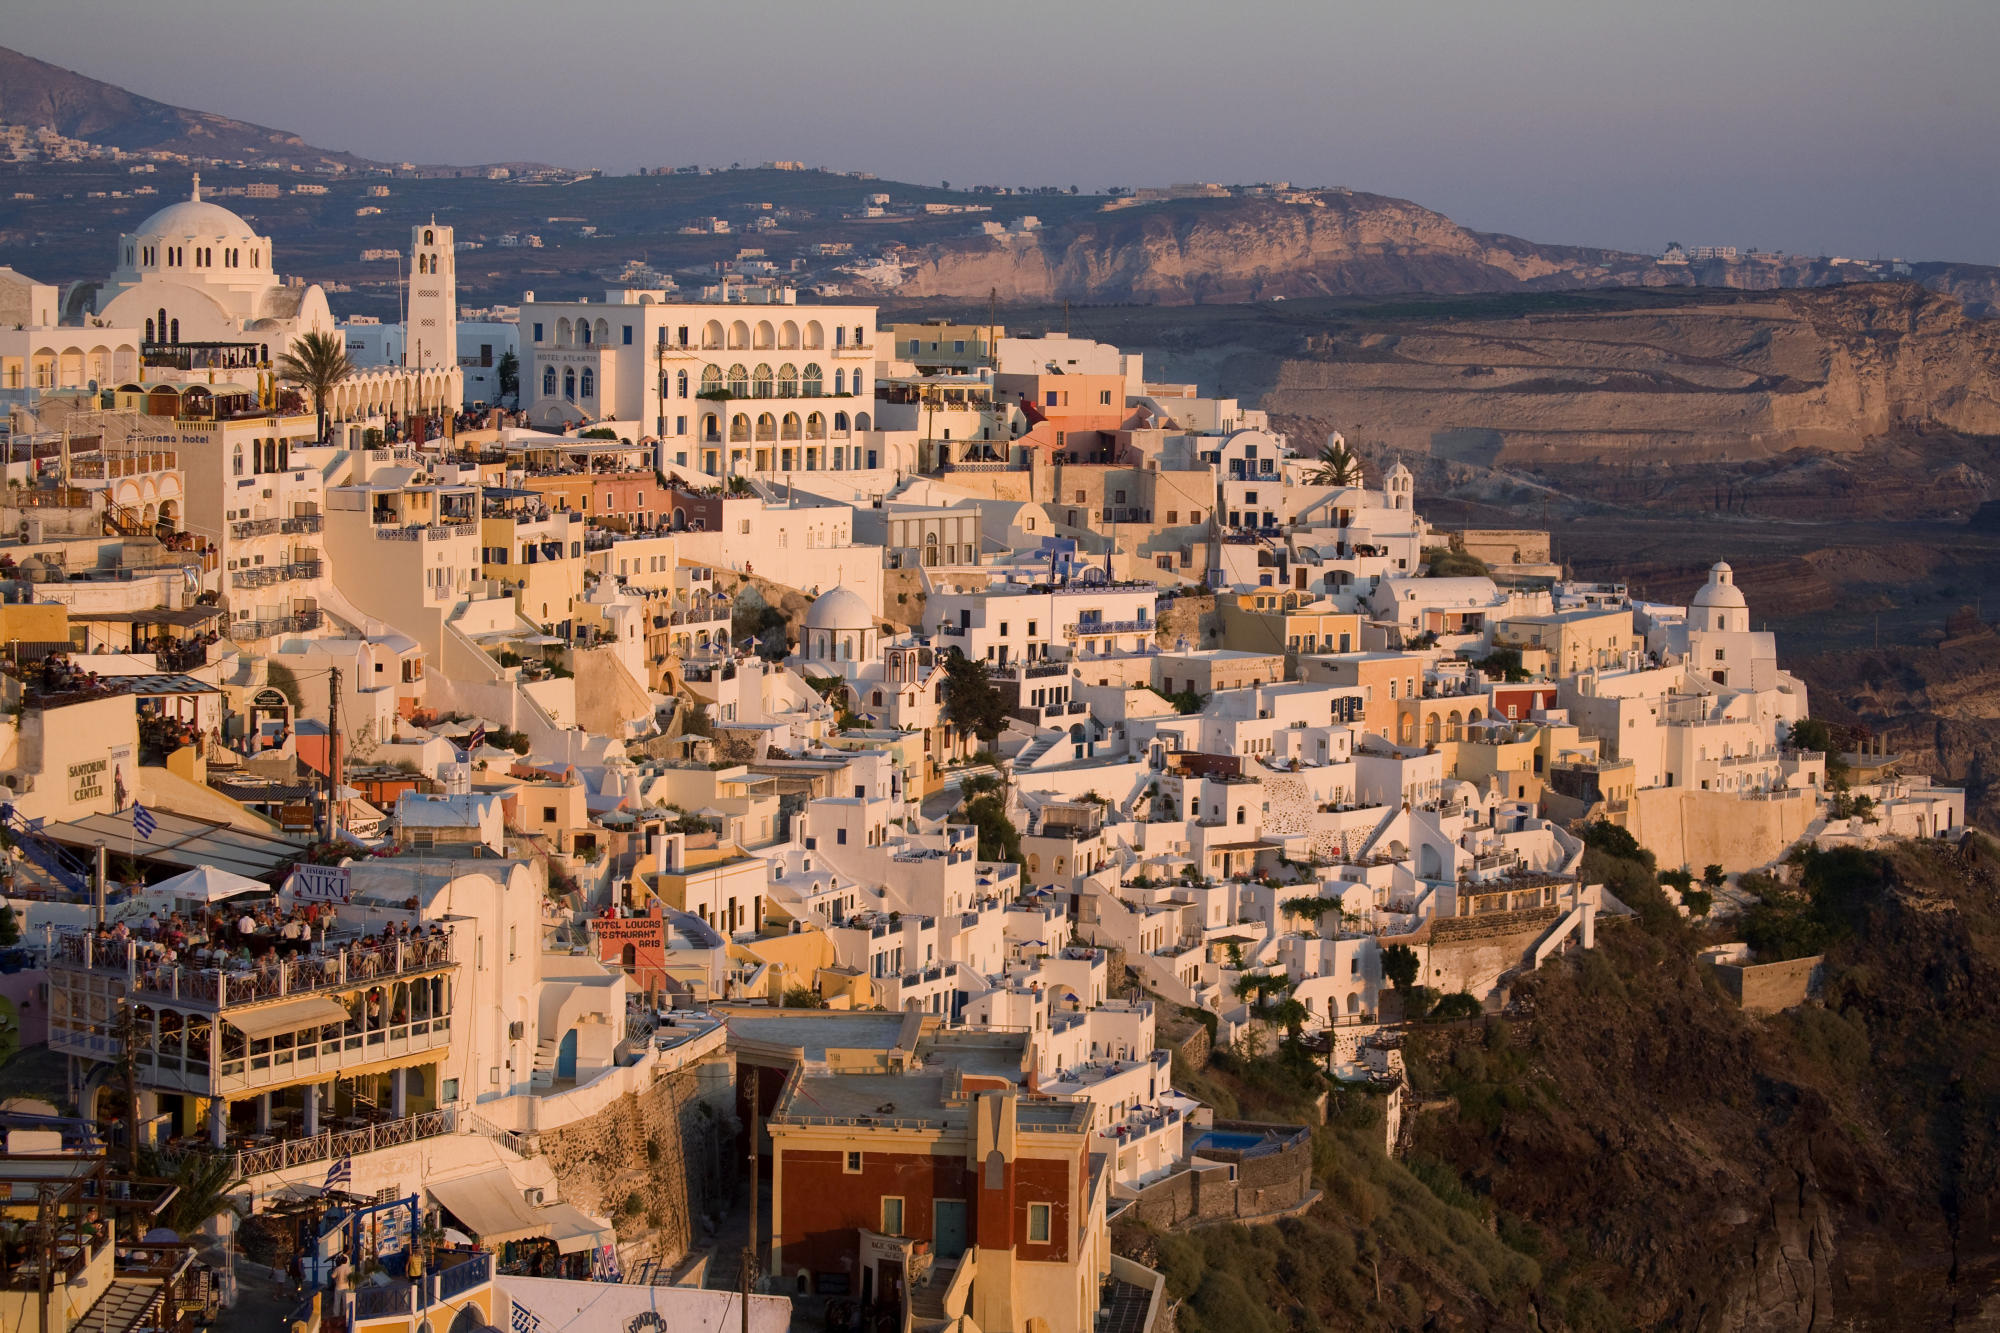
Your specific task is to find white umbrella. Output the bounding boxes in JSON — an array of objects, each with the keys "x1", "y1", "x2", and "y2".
[{"x1": 146, "y1": 865, "x2": 271, "y2": 903}]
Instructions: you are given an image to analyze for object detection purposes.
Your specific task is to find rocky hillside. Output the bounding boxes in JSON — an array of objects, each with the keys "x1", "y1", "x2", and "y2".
[
  {"x1": 1262, "y1": 284, "x2": 2000, "y2": 481},
  {"x1": 885, "y1": 192, "x2": 2000, "y2": 312},
  {"x1": 1133, "y1": 840, "x2": 2000, "y2": 1330},
  {"x1": 0, "y1": 44, "x2": 375, "y2": 169},
  {"x1": 893, "y1": 192, "x2": 1645, "y2": 304}
]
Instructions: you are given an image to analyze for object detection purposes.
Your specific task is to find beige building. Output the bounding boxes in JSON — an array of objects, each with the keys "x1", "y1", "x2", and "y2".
[{"x1": 1493, "y1": 607, "x2": 1638, "y2": 677}]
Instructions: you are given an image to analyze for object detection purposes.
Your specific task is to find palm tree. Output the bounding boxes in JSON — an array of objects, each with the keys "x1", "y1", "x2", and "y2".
[
  {"x1": 141, "y1": 1148, "x2": 246, "y2": 1236},
  {"x1": 276, "y1": 331, "x2": 355, "y2": 442},
  {"x1": 1308, "y1": 436, "x2": 1364, "y2": 487}
]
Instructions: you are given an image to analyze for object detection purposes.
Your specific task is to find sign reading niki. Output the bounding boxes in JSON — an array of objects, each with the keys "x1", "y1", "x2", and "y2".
[{"x1": 290, "y1": 864, "x2": 351, "y2": 903}]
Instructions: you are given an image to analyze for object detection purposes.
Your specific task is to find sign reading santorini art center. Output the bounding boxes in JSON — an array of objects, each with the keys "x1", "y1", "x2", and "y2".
[
  {"x1": 69, "y1": 759, "x2": 107, "y2": 804},
  {"x1": 290, "y1": 864, "x2": 351, "y2": 903}
]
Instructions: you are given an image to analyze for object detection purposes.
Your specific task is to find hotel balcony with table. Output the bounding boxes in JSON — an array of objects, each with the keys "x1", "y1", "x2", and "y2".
[{"x1": 46, "y1": 925, "x2": 460, "y2": 1156}]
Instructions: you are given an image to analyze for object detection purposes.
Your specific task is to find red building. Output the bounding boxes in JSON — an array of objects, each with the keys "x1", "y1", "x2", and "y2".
[
  {"x1": 1491, "y1": 684, "x2": 1560, "y2": 721},
  {"x1": 766, "y1": 1065, "x2": 1119, "y2": 1332}
]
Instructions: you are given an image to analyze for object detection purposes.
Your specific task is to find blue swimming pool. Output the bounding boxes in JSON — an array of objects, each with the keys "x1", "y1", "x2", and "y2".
[{"x1": 1192, "y1": 1131, "x2": 1270, "y2": 1154}]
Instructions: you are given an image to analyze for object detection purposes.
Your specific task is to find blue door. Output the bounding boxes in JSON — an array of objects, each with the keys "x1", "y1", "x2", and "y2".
[
  {"x1": 556, "y1": 1029, "x2": 578, "y2": 1080},
  {"x1": 933, "y1": 1199, "x2": 968, "y2": 1260}
]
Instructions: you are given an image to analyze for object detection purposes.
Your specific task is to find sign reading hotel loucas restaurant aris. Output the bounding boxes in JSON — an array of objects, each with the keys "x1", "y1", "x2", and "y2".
[{"x1": 586, "y1": 917, "x2": 663, "y2": 943}]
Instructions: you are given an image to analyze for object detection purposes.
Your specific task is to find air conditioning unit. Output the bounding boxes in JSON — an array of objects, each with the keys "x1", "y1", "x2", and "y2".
[
  {"x1": 508, "y1": 1021, "x2": 525, "y2": 1040},
  {"x1": 523, "y1": 1188, "x2": 545, "y2": 1206}
]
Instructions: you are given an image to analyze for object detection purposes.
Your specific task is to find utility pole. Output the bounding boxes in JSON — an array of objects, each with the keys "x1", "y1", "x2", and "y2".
[
  {"x1": 741, "y1": 1083, "x2": 759, "y2": 1333},
  {"x1": 93, "y1": 843, "x2": 108, "y2": 928},
  {"x1": 325, "y1": 666, "x2": 342, "y2": 842}
]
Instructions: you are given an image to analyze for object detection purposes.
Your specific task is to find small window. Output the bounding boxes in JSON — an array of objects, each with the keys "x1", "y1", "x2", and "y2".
[
  {"x1": 845, "y1": 1151, "x2": 863, "y2": 1173},
  {"x1": 1027, "y1": 1203, "x2": 1051, "y2": 1243}
]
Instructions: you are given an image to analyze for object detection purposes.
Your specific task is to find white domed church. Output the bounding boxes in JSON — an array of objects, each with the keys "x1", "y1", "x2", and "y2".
[
  {"x1": 87, "y1": 176, "x2": 458, "y2": 427},
  {"x1": 96, "y1": 175, "x2": 334, "y2": 356}
]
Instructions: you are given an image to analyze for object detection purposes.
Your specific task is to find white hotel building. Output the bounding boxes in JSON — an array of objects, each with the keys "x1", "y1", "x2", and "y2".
[{"x1": 519, "y1": 287, "x2": 886, "y2": 478}]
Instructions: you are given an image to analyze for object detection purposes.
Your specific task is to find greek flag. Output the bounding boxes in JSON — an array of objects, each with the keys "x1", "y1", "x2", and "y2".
[
  {"x1": 130, "y1": 803, "x2": 158, "y2": 840},
  {"x1": 323, "y1": 1156, "x2": 352, "y2": 1189}
]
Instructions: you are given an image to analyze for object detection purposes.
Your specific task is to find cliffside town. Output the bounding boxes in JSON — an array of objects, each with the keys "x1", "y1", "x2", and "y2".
[{"x1": 0, "y1": 180, "x2": 1980, "y2": 1333}]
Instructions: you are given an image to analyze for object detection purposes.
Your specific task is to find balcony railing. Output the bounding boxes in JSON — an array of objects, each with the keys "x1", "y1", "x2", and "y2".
[
  {"x1": 377, "y1": 522, "x2": 478, "y2": 542},
  {"x1": 235, "y1": 610, "x2": 323, "y2": 638},
  {"x1": 172, "y1": 1107, "x2": 457, "y2": 1181},
  {"x1": 70, "y1": 451, "x2": 179, "y2": 479},
  {"x1": 51, "y1": 929, "x2": 456, "y2": 1009},
  {"x1": 1065, "y1": 619, "x2": 1152, "y2": 638},
  {"x1": 230, "y1": 560, "x2": 322, "y2": 589}
]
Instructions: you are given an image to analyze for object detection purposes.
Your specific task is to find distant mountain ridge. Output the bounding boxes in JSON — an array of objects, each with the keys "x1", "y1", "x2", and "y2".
[
  {"x1": 9, "y1": 42, "x2": 2000, "y2": 317},
  {"x1": 0, "y1": 43, "x2": 378, "y2": 169}
]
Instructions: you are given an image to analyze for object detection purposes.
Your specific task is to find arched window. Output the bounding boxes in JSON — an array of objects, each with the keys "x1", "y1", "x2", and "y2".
[
  {"x1": 580, "y1": 368, "x2": 595, "y2": 398},
  {"x1": 730, "y1": 414, "x2": 750, "y2": 442},
  {"x1": 701, "y1": 365, "x2": 723, "y2": 395},
  {"x1": 802, "y1": 363, "x2": 823, "y2": 396},
  {"x1": 727, "y1": 364, "x2": 748, "y2": 396},
  {"x1": 232, "y1": 443, "x2": 244, "y2": 477},
  {"x1": 579, "y1": 322, "x2": 591, "y2": 345},
  {"x1": 424, "y1": 228, "x2": 435, "y2": 246},
  {"x1": 855, "y1": 411, "x2": 871, "y2": 431},
  {"x1": 752, "y1": 364, "x2": 774, "y2": 398},
  {"x1": 169, "y1": 319, "x2": 178, "y2": 342},
  {"x1": 834, "y1": 412, "x2": 849, "y2": 433},
  {"x1": 563, "y1": 368, "x2": 576, "y2": 400},
  {"x1": 851, "y1": 371, "x2": 865, "y2": 399},
  {"x1": 676, "y1": 370, "x2": 688, "y2": 397},
  {"x1": 834, "y1": 369, "x2": 846, "y2": 395},
  {"x1": 777, "y1": 363, "x2": 798, "y2": 397},
  {"x1": 806, "y1": 412, "x2": 826, "y2": 439},
  {"x1": 543, "y1": 366, "x2": 557, "y2": 396},
  {"x1": 144, "y1": 318, "x2": 154, "y2": 341},
  {"x1": 156, "y1": 309, "x2": 167, "y2": 341},
  {"x1": 755, "y1": 412, "x2": 776, "y2": 441}
]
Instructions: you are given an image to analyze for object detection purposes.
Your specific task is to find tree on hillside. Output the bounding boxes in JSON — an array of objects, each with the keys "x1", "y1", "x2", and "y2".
[
  {"x1": 1308, "y1": 436, "x2": 1365, "y2": 487},
  {"x1": 1381, "y1": 943, "x2": 1420, "y2": 992},
  {"x1": 942, "y1": 652, "x2": 1010, "y2": 743},
  {"x1": 276, "y1": 331, "x2": 354, "y2": 443},
  {"x1": 496, "y1": 348, "x2": 520, "y2": 404}
]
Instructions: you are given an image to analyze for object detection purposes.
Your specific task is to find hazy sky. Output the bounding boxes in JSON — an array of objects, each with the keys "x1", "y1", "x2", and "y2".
[{"x1": 13, "y1": 0, "x2": 2000, "y2": 263}]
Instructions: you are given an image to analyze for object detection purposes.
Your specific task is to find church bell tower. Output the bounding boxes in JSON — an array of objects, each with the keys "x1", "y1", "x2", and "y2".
[{"x1": 406, "y1": 221, "x2": 457, "y2": 371}]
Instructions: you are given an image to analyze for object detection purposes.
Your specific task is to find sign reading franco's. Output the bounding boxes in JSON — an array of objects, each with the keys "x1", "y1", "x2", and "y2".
[
  {"x1": 290, "y1": 864, "x2": 351, "y2": 903},
  {"x1": 586, "y1": 917, "x2": 664, "y2": 945},
  {"x1": 69, "y1": 759, "x2": 107, "y2": 803}
]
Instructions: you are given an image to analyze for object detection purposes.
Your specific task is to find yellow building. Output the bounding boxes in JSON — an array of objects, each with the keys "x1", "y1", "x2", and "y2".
[
  {"x1": 479, "y1": 499, "x2": 586, "y2": 634},
  {"x1": 1216, "y1": 589, "x2": 1360, "y2": 657},
  {"x1": 890, "y1": 318, "x2": 999, "y2": 371}
]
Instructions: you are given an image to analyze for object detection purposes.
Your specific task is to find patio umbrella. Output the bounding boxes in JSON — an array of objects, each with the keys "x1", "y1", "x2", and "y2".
[{"x1": 147, "y1": 865, "x2": 271, "y2": 903}]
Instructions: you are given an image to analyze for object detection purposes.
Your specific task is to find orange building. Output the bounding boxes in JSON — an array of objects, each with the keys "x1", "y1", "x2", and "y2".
[{"x1": 520, "y1": 469, "x2": 661, "y2": 529}]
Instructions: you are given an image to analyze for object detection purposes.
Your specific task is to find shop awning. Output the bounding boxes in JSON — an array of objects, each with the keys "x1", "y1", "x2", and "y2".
[
  {"x1": 225, "y1": 996, "x2": 350, "y2": 1041},
  {"x1": 429, "y1": 1170, "x2": 548, "y2": 1245},
  {"x1": 540, "y1": 1202, "x2": 614, "y2": 1254}
]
